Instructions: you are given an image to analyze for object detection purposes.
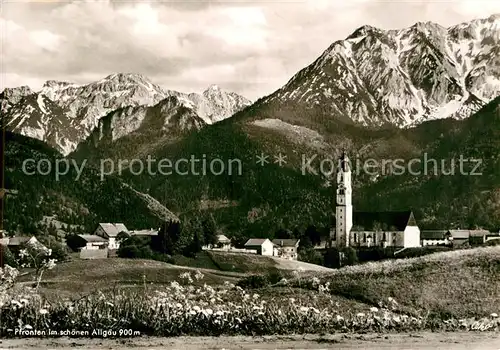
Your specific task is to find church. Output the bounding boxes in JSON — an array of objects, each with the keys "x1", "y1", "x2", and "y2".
[{"x1": 331, "y1": 150, "x2": 421, "y2": 249}]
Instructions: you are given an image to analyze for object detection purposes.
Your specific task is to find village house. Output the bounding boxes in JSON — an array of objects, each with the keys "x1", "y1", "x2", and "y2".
[
  {"x1": 272, "y1": 239, "x2": 300, "y2": 260},
  {"x1": 215, "y1": 234, "x2": 232, "y2": 250},
  {"x1": 332, "y1": 150, "x2": 421, "y2": 249},
  {"x1": 77, "y1": 234, "x2": 109, "y2": 250},
  {"x1": 203, "y1": 234, "x2": 232, "y2": 251},
  {"x1": 244, "y1": 238, "x2": 273, "y2": 256},
  {"x1": 420, "y1": 230, "x2": 452, "y2": 246},
  {"x1": 5, "y1": 236, "x2": 48, "y2": 254},
  {"x1": 76, "y1": 234, "x2": 109, "y2": 259},
  {"x1": 447, "y1": 229, "x2": 490, "y2": 247},
  {"x1": 94, "y1": 223, "x2": 129, "y2": 250},
  {"x1": 486, "y1": 232, "x2": 500, "y2": 244},
  {"x1": 129, "y1": 229, "x2": 159, "y2": 237}
]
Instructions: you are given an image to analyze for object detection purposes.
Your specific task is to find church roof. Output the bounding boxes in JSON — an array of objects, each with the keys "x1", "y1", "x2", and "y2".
[{"x1": 352, "y1": 211, "x2": 416, "y2": 232}]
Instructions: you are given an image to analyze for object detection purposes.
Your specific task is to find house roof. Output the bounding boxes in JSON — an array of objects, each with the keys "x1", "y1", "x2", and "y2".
[
  {"x1": 421, "y1": 230, "x2": 449, "y2": 240},
  {"x1": 469, "y1": 230, "x2": 490, "y2": 237},
  {"x1": 448, "y1": 229, "x2": 489, "y2": 239},
  {"x1": 244, "y1": 238, "x2": 270, "y2": 246},
  {"x1": 130, "y1": 229, "x2": 159, "y2": 236},
  {"x1": 272, "y1": 239, "x2": 300, "y2": 247},
  {"x1": 98, "y1": 223, "x2": 129, "y2": 237},
  {"x1": 78, "y1": 234, "x2": 108, "y2": 243},
  {"x1": 351, "y1": 211, "x2": 416, "y2": 232},
  {"x1": 7, "y1": 236, "x2": 33, "y2": 246},
  {"x1": 217, "y1": 234, "x2": 231, "y2": 243}
]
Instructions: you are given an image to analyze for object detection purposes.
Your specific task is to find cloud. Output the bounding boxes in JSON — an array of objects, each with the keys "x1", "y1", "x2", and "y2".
[{"x1": 1, "y1": 0, "x2": 499, "y2": 100}]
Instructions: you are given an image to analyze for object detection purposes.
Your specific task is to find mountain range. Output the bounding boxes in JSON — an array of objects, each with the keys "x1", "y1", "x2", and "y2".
[
  {"x1": 248, "y1": 14, "x2": 499, "y2": 129},
  {"x1": 2, "y1": 14, "x2": 500, "y2": 240},
  {"x1": 1, "y1": 73, "x2": 251, "y2": 155}
]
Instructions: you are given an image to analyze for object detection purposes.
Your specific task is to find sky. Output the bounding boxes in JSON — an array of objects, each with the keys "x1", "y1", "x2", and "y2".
[{"x1": 1, "y1": 0, "x2": 499, "y2": 100}]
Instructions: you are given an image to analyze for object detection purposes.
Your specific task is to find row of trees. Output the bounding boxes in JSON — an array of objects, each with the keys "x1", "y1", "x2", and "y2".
[{"x1": 117, "y1": 214, "x2": 219, "y2": 260}]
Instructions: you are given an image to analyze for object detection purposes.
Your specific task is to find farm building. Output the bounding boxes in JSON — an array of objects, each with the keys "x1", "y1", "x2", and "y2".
[
  {"x1": 215, "y1": 235, "x2": 232, "y2": 250},
  {"x1": 94, "y1": 223, "x2": 129, "y2": 250},
  {"x1": 5, "y1": 236, "x2": 48, "y2": 254},
  {"x1": 447, "y1": 229, "x2": 490, "y2": 247},
  {"x1": 76, "y1": 234, "x2": 109, "y2": 259},
  {"x1": 244, "y1": 238, "x2": 274, "y2": 256},
  {"x1": 129, "y1": 229, "x2": 159, "y2": 237},
  {"x1": 272, "y1": 239, "x2": 300, "y2": 260},
  {"x1": 421, "y1": 230, "x2": 452, "y2": 246},
  {"x1": 203, "y1": 234, "x2": 232, "y2": 251},
  {"x1": 76, "y1": 234, "x2": 109, "y2": 250}
]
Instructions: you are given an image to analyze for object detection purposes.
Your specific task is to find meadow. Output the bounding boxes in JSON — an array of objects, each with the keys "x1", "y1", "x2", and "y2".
[{"x1": 1, "y1": 247, "x2": 500, "y2": 337}]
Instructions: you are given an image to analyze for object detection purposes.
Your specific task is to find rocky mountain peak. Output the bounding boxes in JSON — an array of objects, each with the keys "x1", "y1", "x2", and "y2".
[
  {"x1": 206, "y1": 84, "x2": 221, "y2": 92},
  {"x1": 3, "y1": 73, "x2": 250, "y2": 155},
  {"x1": 265, "y1": 14, "x2": 499, "y2": 129},
  {"x1": 101, "y1": 73, "x2": 153, "y2": 85},
  {"x1": 42, "y1": 80, "x2": 74, "y2": 88},
  {"x1": 1, "y1": 86, "x2": 35, "y2": 114},
  {"x1": 347, "y1": 24, "x2": 380, "y2": 38}
]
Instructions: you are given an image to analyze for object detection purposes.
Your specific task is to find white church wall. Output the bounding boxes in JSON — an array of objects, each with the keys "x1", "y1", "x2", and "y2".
[{"x1": 403, "y1": 226, "x2": 421, "y2": 247}]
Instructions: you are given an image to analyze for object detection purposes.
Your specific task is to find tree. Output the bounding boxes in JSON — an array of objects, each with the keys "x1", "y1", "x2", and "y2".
[
  {"x1": 298, "y1": 245, "x2": 323, "y2": 265},
  {"x1": 17, "y1": 243, "x2": 57, "y2": 290},
  {"x1": 152, "y1": 220, "x2": 182, "y2": 255},
  {"x1": 275, "y1": 228, "x2": 292, "y2": 239},
  {"x1": 323, "y1": 247, "x2": 358, "y2": 268},
  {"x1": 38, "y1": 236, "x2": 68, "y2": 262},
  {"x1": 305, "y1": 225, "x2": 321, "y2": 246},
  {"x1": 202, "y1": 214, "x2": 218, "y2": 247},
  {"x1": 184, "y1": 231, "x2": 203, "y2": 258},
  {"x1": 341, "y1": 247, "x2": 358, "y2": 266},
  {"x1": 118, "y1": 236, "x2": 153, "y2": 259}
]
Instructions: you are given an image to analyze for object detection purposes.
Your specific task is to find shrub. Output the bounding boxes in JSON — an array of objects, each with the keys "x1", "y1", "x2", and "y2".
[
  {"x1": 237, "y1": 274, "x2": 269, "y2": 289},
  {"x1": 37, "y1": 236, "x2": 69, "y2": 262},
  {"x1": 298, "y1": 247, "x2": 324, "y2": 265},
  {"x1": 342, "y1": 247, "x2": 358, "y2": 266},
  {"x1": 0, "y1": 245, "x2": 17, "y2": 268}
]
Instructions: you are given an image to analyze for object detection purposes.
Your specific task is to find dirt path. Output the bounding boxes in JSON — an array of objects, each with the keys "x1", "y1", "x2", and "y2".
[{"x1": 1, "y1": 332, "x2": 499, "y2": 349}]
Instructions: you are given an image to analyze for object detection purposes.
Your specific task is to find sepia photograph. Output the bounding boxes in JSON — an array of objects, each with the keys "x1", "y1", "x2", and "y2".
[{"x1": 1, "y1": 0, "x2": 499, "y2": 348}]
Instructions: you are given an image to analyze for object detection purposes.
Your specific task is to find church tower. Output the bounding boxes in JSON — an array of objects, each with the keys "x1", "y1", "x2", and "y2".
[{"x1": 334, "y1": 149, "x2": 353, "y2": 248}]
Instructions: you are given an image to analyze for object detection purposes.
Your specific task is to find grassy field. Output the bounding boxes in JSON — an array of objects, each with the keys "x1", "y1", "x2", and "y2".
[
  {"x1": 16, "y1": 250, "x2": 330, "y2": 300},
  {"x1": 291, "y1": 246, "x2": 500, "y2": 319},
  {"x1": 3, "y1": 247, "x2": 500, "y2": 337},
  {"x1": 16, "y1": 258, "x2": 244, "y2": 300},
  {"x1": 173, "y1": 250, "x2": 331, "y2": 273}
]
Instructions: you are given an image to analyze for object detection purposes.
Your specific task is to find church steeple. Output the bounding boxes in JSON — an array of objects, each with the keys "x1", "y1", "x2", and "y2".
[{"x1": 333, "y1": 149, "x2": 353, "y2": 248}]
